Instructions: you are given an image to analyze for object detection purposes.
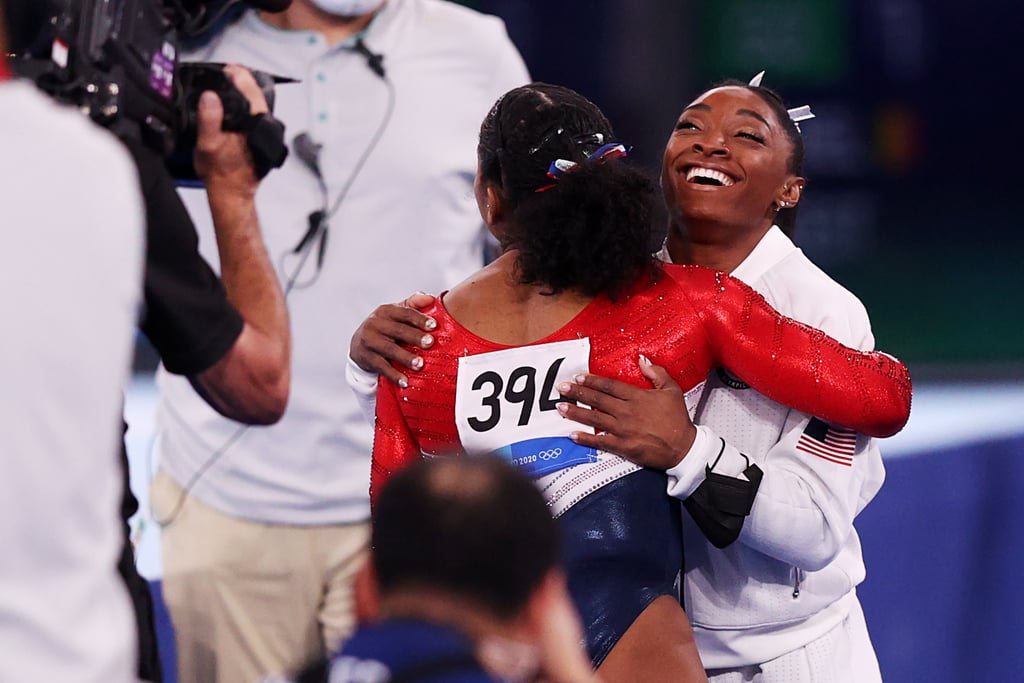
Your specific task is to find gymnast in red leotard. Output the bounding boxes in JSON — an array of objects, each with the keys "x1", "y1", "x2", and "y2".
[
  {"x1": 373, "y1": 263, "x2": 908, "y2": 489},
  {"x1": 366, "y1": 83, "x2": 910, "y2": 682}
]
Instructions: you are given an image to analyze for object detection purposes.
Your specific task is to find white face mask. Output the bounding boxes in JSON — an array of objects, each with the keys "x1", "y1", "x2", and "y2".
[
  {"x1": 475, "y1": 636, "x2": 540, "y2": 683},
  {"x1": 307, "y1": 0, "x2": 384, "y2": 17}
]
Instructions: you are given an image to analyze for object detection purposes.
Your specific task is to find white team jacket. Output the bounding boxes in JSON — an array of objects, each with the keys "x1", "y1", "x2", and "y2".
[{"x1": 663, "y1": 227, "x2": 886, "y2": 668}]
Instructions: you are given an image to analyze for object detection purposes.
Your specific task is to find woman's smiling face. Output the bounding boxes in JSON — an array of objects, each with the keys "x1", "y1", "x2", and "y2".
[{"x1": 661, "y1": 86, "x2": 801, "y2": 231}]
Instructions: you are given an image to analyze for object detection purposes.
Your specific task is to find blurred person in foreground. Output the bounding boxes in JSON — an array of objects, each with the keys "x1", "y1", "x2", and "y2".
[
  {"x1": 5, "y1": 2, "x2": 293, "y2": 680},
  {"x1": 281, "y1": 456, "x2": 598, "y2": 683},
  {"x1": 150, "y1": 1, "x2": 529, "y2": 681},
  {"x1": 0, "y1": 3, "x2": 142, "y2": 681},
  {"x1": 361, "y1": 83, "x2": 910, "y2": 681}
]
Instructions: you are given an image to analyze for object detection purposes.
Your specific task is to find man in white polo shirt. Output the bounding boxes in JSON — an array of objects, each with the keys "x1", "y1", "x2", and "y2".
[{"x1": 151, "y1": 1, "x2": 530, "y2": 682}]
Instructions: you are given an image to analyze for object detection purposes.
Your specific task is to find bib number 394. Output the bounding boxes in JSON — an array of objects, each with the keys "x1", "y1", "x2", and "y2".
[
  {"x1": 467, "y1": 359, "x2": 565, "y2": 432},
  {"x1": 455, "y1": 338, "x2": 597, "y2": 477}
]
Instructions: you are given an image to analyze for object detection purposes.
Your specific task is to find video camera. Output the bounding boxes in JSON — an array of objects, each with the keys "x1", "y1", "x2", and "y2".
[{"x1": 10, "y1": 0, "x2": 292, "y2": 180}]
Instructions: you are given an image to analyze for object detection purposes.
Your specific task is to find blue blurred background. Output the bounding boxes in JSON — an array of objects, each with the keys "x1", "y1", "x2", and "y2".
[
  {"x1": 125, "y1": 2, "x2": 1024, "y2": 682},
  {"x1": 467, "y1": 0, "x2": 1024, "y2": 373}
]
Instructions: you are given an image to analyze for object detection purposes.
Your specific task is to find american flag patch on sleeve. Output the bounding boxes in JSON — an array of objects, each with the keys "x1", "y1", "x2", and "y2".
[{"x1": 796, "y1": 418, "x2": 857, "y2": 466}]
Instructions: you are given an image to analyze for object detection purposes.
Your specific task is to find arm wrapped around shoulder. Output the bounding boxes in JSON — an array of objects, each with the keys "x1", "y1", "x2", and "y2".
[{"x1": 673, "y1": 265, "x2": 912, "y2": 438}]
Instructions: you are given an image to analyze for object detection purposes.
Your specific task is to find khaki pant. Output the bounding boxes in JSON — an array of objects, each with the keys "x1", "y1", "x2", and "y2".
[{"x1": 151, "y1": 470, "x2": 369, "y2": 683}]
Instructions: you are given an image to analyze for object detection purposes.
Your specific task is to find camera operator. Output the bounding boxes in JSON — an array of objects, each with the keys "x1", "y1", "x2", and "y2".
[
  {"x1": 120, "y1": 63, "x2": 291, "y2": 683},
  {"x1": 0, "y1": 5, "x2": 143, "y2": 682},
  {"x1": 128, "y1": 62, "x2": 290, "y2": 427}
]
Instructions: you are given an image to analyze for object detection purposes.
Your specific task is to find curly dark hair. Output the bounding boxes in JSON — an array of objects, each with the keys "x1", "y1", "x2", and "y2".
[
  {"x1": 709, "y1": 79, "x2": 807, "y2": 236},
  {"x1": 477, "y1": 83, "x2": 660, "y2": 300}
]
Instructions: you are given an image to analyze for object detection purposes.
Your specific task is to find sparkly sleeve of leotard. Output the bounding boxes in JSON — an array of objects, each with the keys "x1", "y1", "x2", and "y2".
[
  {"x1": 669, "y1": 265, "x2": 912, "y2": 438},
  {"x1": 370, "y1": 373, "x2": 421, "y2": 508}
]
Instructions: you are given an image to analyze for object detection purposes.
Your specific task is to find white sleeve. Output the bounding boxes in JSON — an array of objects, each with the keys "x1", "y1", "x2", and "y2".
[
  {"x1": 736, "y1": 409, "x2": 885, "y2": 571},
  {"x1": 666, "y1": 425, "x2": 756, "y2": 499},
  {"x1": 345, "y1": 355, "x2": 379, "y2": 426},
  {"x1": 716, "y1": 270, "x2": 884, "y2": 569}
]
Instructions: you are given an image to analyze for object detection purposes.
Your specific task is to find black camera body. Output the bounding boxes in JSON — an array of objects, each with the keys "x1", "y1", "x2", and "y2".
[{"x1": 12, "y1": 0, "x2": 289, "y2": 179}]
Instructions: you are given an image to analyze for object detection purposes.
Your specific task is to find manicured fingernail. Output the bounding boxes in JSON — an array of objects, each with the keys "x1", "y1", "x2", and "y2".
[
  {"x1": 557, "y1": 382, "x2": 571, "y2": 394},
  {"x1": 639, "y1": 354, "x2": 652, "y2": 366},
  {"x1": 411, "y1": 357, "x2": 424, "y2": 371},
  {"x1": 568, "y1": 431, "x2": 580, "y2": 442},
  {"x1": 424, "y1": 318, "x2": 437, "y2": 331},
  {"x1": 557, "y1": 402, "x2": 569, "y2": 414},
  {"x1": 574, "y1": 374, "x2": 587, "y2": 384},
  {"x1": 421, "y1": 334, "x2": 433, "y2": 347},
  {"x1": 398, "y1": 378, "x2": 409, "y2": 389}
]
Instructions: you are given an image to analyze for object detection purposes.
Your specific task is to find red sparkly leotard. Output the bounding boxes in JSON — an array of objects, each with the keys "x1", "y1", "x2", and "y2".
[{"x1": 371, "y1": 263, "x2": 911, "y2": 503}]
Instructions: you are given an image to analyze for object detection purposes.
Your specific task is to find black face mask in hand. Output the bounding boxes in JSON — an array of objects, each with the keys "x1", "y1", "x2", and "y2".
[{"x1": 683, "y1": 462, "x2": 764, "y2": 549}]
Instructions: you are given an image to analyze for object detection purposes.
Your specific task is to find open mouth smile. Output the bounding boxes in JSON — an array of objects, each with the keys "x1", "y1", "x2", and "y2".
[{"x1": 684, "y1": 166, "x2": 736, "y2": 187}]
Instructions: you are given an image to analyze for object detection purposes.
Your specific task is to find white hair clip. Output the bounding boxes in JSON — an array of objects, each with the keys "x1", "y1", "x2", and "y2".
[
  {"x1": 748, "y1": 71, "x2": 815, "y2": 131},
  {"x1": 786, "y1": 105, "x2": 815, "y2": 123}
]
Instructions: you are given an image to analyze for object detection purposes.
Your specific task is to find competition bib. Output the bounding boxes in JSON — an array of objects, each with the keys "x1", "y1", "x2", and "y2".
[{"x1": 455, "y1": 338, "x2": 597, "y2": 477}]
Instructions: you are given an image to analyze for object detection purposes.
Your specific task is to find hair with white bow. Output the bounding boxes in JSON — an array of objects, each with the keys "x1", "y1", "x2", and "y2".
[{"x1": 748, "y1": 70, "x2": 815, "y2": 132}]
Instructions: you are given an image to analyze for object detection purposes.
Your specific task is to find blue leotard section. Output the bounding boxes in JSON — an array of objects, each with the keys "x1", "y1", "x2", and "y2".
[{"x1": 558, "y1": 468, "x2": 684, "y2": 666}]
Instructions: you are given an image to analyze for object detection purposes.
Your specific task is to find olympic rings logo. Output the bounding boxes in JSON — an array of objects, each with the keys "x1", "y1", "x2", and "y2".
[{"x1": 537, "y1": 448, "x2": 563, "y2": 461}]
